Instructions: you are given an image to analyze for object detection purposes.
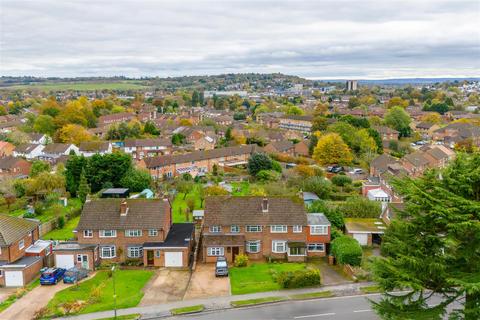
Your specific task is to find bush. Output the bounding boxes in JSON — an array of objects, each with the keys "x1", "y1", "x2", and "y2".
[
  {"x1": 302, "y1": 176, "x2": 332, "y2": 199},
  {"x1": 57, "y1": 216, "x2": 65, "y2": 229},
  {"x1": 234, "y1": 254, "x2": 249, "y2": 267},
  {"x1": 122, "y1": 258, "x2": 143, "y2": 266},
  {"x1": 276, "y1": 269, "x2": 321, "y2": 289},
  {"x1": 331, "y1": 236, "x2": 363, "y2": 266},
  {"x1": 339, "y1": 196, "x2": 381, "y2": 218},
  {"x1": 331, "y1": 175, "x2": 352, "y2": 187},
  {"x1": 256, "y1": 170, "x2": 280, "y2": 182}
]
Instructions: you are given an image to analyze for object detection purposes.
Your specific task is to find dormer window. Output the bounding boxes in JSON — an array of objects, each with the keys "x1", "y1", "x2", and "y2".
[{"x1": 262, "y1": 198, "x2": 269, "y2": 212}]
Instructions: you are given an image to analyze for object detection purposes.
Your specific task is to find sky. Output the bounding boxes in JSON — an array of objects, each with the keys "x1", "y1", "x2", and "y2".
[{"x1": 0, "y1": 0, "x2": 479, "y2": 79}]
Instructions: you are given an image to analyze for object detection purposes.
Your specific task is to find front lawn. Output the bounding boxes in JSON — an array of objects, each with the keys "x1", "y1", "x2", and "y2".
[
  {"x1": 42, "y1": 216, "x2": 80, "y2": 240},
  {"x1": 172, "y1": 184, "x2": 203, "y2": 222},
  {"x1": 44, "y1": 269, "x2": 153, "y2": 317},
  {"x1": 229, "y1": 262, "x2": 307, "y2": 295}
]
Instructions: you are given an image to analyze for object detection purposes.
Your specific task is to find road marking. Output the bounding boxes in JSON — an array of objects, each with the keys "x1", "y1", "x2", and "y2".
[
  {"x1": 294, "y1": 313, "x2": 336, "y2": 318},
  {"x1": 353, "y1": 309, "x2": 372, "y2": 313}
]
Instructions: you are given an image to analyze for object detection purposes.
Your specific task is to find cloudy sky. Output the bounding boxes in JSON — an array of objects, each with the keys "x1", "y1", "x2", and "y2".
[{"x1": 1, "y1": 0, "x2": 479, "y2": 79}]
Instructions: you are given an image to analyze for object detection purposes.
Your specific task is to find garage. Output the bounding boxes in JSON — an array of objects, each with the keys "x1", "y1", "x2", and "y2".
[
  {"x1": 5, "y1": 271, "x2": 24, "y2": 287},
  {"x1": 55, "y1": 254, "x2": 74, "y2": 269},
  {"x1": 353, "y1": 233, "x2": 368, "y2": 246},
  {"x1": 165, "y1": 252, "x2": 183, "y2": 267}
]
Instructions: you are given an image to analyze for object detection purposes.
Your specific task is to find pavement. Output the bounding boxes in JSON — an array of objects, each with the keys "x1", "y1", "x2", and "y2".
[
  {"x1": 183, "y1": 263, "x2": 230, "y2": 299},
  {"x1": 55, "y1": 282, "x2": 372, "y2": 320},
  {"x1": 0, "y1": 282, "x2": 70, "y2": 320},
  {"x1": 140, "y1": 269, "x2": 191, "y2": 305}
]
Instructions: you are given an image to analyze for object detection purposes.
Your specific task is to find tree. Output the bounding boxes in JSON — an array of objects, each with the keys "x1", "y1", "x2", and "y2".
[
  {"x1": 30, "y1": 160, "x2": 50, "y2": 177},
  {"x1": 420, "y1": 112, "x2": 442, "y2": 124},
  {"x1": 65, "y1": 155, "x2": 88, "y2": 196},
  {"x1": 248, "y1": 153, "x2": 274, "y2": 176},
  {"x1": 302, "y1": 176, "x2": 332, "y2": 199},
  {"x1": 348, "y1": 97, "x2": 360, "y2": 109},
  {"x1": 143, "y1": 121, "x2": 160, "y2": 135},
  {"x1": 33, "y1": 115, "x2": 56, "y2": 135},
  {"x1": 58, "y1": 124, "x2": 93, "y2": 145},
  {"x1": 7, "y1": 130, "x2": 30, "y2": 146},
  {"x1": 171, "y1": 133, "x2": 186, "y2": 145},
  {"x1": 77, "y1": 168, "x2": 90, "y2": 204},
  {"x1": 386, "y1": 96, "x2": 409, "y2": 109},
  {"x1": 204, "y1": 185, "x2": 229, "y2": 196},
  {"x1": 384, "y1": 106, "x2": 412, "y2": 137},
  {"x1": 308, "y1": 200, "x2": 344, "y2": 229},
  {"x1": 120, "y1": 168, "x2": 152, "y2": 192},
  {"x1": 285, "y1": 105, "x2": 304, "y2": 115},
  {"x1": 313, "y1": 133, "x2": 353, "y2": 165},
  {"x1": 371, "y1": 154, "x2": 480, "y2": 320},
  {"x1": 24, "y1": 171, "x2": 65, "y2": 197},
  {"x1": 86, "y1": 153, "x2": 132, "y2": 192},
  {"x1": 176, "y1": 180, "x2": 194, "y2": 200},
  {"x1": 339, "y1": 196, "x2": 381, "y2": 218}
]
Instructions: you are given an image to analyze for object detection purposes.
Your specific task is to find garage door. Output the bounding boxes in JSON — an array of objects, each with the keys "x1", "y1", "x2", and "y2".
[
  {"x1": 165, "y1": 252, "x2": 183, "y2": 267},
  {"x1": 353, "y1": 233, "x2": 368, "y2": 246},
  {"x1": 55, "y1": 254, "x2": 75, "y2": 269},
  {"x1": 5, "y1": 271, "x2": 24, "y2": 287}
]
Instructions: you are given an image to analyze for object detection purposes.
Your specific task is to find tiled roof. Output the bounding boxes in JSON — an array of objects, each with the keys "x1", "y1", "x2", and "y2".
[
  {"x1": 15, "y1": 143, "x2": 41, "y2": 154},
  {"x1": 76, "y1": 198, "x2": 170, "y2": 230},
  {"x1": 79, "y1": 141, "x2": 110, "y2": 152},
  {"x1": 404, "y1": 151, "x2": 430, "y2": 167},
  {"x1": 124, "y1": 138, "x2": 172, "y2": 148},
  {"x1": 0, "y1": 156, "x2": 26, "y2": 169},
  {"x1": 0, "y1": 214, "x2": 39, "y2": 246},
  {"x1": 42, "y1": 143, "x2": 72, "y2": 154},
  {"x1": 204, "y1": 196, "x2": 307, "y2": 226}
]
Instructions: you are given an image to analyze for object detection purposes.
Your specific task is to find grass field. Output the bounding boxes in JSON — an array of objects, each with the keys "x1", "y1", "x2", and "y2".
[
  {"x1": 45, "y1": 270, "x2": 153, "y2": 317},
  {"x1": 7, "y1": 198, "x2": 82, "y2": 223},
  {"x1": 1, "y1": 81, "x2": 148, "y2": 91},
  {"x1": 172, "y1": 184, "x2": 203, "y2": 223},
  {"x1": 229, "y1": 262, "x2": 307, "y2": 295},
  {"x1": 42, "y1": 216, "x2": 80, "y2": 240}
]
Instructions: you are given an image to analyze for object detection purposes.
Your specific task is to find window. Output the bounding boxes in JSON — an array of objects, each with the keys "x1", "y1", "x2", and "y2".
[
  {"x1": 310, "y1": 225, "x2": 328, "y2": 235},
  {"x1": 148, "y1": 229, "x2": 158, "y2": 237},
  {"x1": 209, "y1": 226, "x2": 221, "y2": 233},
  {"x1": 127, "y1": 246, "x2": 143, "y2": 258},
  {"x1": 293, "y1": 225, "x2": 303, "y2": 233},
  {"x1": 83, "y1": 230, "x2": 93, "y2": 238},
  {"x1": 246, "y1": 240, "x2": 261, "y2": 253},
  {"x1": 270, "y1": 225, "x2": 287, "y2": 233},
  {"x1": 307, "y1": 243, "x2": 325, "y2": 252},
  {"x1": 207, "y1": 247, "x2": 224, "y2": 256},
  {"x1": 289, "y1": 246, "x2": 306, "y2": 256},
  {"x1": 100, "y1": 246, "x2": 116, "y2": 259},
  {"x1": 230, "y1": 225, "x2": 240, "y2": 233},
  {"x1": 99, "y1": 230, "x2": 117, "y2": 238},
  {"x1": 246, "y1": 225, "x2": 262, "y2": 232},
  {"x1": 19, "y1": 239, "x2": 25, "y2": 250},
  {"x1": 125, "y1": 229, "x2": 142, "y2": 237},
  {"x1": 155, "y1": 250, "x2": 161, "y2": 258},
  {"x1": 272, "y1": 240, "x2": 286, "y2": 253}
]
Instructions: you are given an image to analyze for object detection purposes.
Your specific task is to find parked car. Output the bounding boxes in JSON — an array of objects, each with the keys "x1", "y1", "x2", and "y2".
[
  {"x1": 215, "y1": 256, "x2": 229, "y2": 277},
  {"x1": 40, "y1": 268, "x2": 66, "y2": 285},
  {"x1": 331, "y1": 166, "x2": 344, "y2": 173},
  {"x1": 63, "y1": 267, "x2": 89, "y2": 284},
  {"x1": 349, "y1": 168, "x2": 364, "y2": 174}
]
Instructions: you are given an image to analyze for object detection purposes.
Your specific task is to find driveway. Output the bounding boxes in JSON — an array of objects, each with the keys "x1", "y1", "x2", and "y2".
[
  {"x1": 316, "y1": 259, "x2": 352, "y2": 286},
  {"x1": 184, "y1": 263, "x2": 230, "y2": 299},
  {"x1": 0, "y1": 288, "x2": 15, "y2": 303},
  {"x1": 140, "y1": 269, "x2": 191, "y2": 306},
  {"x1": 0, "y1": 282, "x2": 70, "y2": 320}
]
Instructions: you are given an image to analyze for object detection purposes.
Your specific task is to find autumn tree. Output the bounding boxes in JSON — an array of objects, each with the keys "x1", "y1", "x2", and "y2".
[
  {"x1": 313, "y1": 133, "x2": 353, "y2": 165},
  {"x1": 420, "y1": 112, "x2": 442, "y2": 124},
  {"x1": 34, "y1": 115, "x2": 56, "y2": 135},
  {"x1": 386, "y1": 96, "x2": 409, "y2": 109},
  {"x1": 57, "y1": 124, "x2": 93, "y2": 145},
  {"x1": 384, "y1": 106, "x2": 412, "y2": 137}
]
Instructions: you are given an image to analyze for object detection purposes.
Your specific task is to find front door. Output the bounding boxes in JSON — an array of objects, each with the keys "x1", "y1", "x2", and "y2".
[
  {"x1": 147, "y1": 250, "x2": 154, "y2": 265},
  {"x1": 232, "y1": 247, "x2": 239, "y2": 262},
  {"x1": 77, "y1": 254, "x2": 88, "y2": 269}
]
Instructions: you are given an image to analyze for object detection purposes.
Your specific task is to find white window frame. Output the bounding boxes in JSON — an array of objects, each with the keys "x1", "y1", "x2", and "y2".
[
  {"x1": 100, "y1": 246, "x2": 116, "y2": 259},
  {"x1": 19, "y1": 239, "x2": 25, "y2": 250},
  {"x1": 209, "y1": 225, "x2": 221, "y2": 233},
  {"x1": 148, "y1": 229, "x2": 158, "y2": 237},
  {"x1": 270, "y1": 225, "x2": 287, "y2": 233},
  {"x1": 310, "y1": 225, "x2": 328, "y2": 235},
  {"x1": 207, "y1": 247, "x2": 224, "y2": 256},
  {"x1": 127, "y1": 246, "x2": 143, "y2": 258},
  {"x1": 307, "y1": 243, "x2": 325, "y2": 252},
  {"x1": 83, "y1": 230, "x2": 93, "y2": 238},
  {"x1": 99, "y1": 230, "x2": 117, "y2": 238},
  {"x1": 246, "y1": 225, "x2": 262, "y2": 232},
  {"x1": 246, "y1": 240, "x2": 261, "y2": 253},
  {"x1": 155, "y1": 250, "x2": 161, "y2": 258},
  {"x1": 125, "y1": 229, "x2": 142, "y2": 237},
  {"x1": 293, "y1": 225, "x2": 303, "y2": 233},
  {"x1": 230, "y1": 225, "x2": 240, "y2": 233},
  {"x1": 272, "y1": 240, "x2": 287, "y2": 253}
]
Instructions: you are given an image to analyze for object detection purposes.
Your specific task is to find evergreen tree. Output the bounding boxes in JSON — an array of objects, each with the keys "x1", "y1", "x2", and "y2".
[
  {"x1": 371, "y1": 153, "x2": 480, "y2": 320},
  {"x1": 77, "y1": 168, "x2": 90, "y2": 204}
]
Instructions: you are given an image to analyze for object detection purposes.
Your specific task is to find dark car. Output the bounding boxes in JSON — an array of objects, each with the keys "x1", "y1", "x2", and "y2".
[
  {"x1": 63, "y1": 267, "x2": 89, "y2": 284},
  {"x1": 331, "y1": 165, "x2": 344, "y2": 173},
  {"x1": 40, "y1": 268, "x2": 66, "y2": 285},
  {"x1": 215, "y1": 256, "x2": 228, "y2": 277}
]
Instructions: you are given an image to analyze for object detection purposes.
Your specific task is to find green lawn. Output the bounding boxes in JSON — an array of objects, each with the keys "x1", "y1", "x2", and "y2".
[
  {"x1": 42, "y1": 216, "x2": 80, "y2": 240},
  {"x1": 231, "y1": 296, "x2": 287, "y2": 307},
  {"x1": 7, "y1": 198, "x2": 82, "y2": 223},
  {"x1": 230, "y1": 181, "x2": 251, "y2": 196},
  {"x1": 45, "y1": 270, "x2": 154, "y2": 317},
  {"x1": 172, "y1": 184, "x2": 203, "y2": 223},
  {"x1": 229, "y1": 262, "x2": 307, "y2": 295},
  {"x1": 170, "y1": 305, "x2": 204, "y2": 315}
]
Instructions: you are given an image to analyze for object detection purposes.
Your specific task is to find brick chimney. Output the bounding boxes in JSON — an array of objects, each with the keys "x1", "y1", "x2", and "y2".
[
  {"x1": 262, "y1": 198, "x2": 269, "y2": 213},
  {"x1": 120, "y1": 200, "x2": 128, "y2": 216}
]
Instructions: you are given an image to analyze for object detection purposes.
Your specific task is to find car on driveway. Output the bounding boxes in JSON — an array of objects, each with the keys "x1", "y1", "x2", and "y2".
[
  {"x1": 215, "y1": 256, "x2": 229, "y2": 277},
  {"x1": 40, "y1": 268, "x2": 66, "y2": 285},
  {"x1": 349, "y1": 168, "x2": 364, "y2": 174},
  {"x1": 63, "y1": 267, "x2": 89, "y2": 284}
]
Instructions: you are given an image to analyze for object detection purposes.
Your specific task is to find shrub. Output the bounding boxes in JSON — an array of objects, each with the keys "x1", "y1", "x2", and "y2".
[
  {"x1": 234, "y1": 254, "x2": 249, "y2": 267},
  {"x1": 339, "y1": 196, "x2": 381, "y2": 218},
  {"x1": 302, "y1": 176, "x2": 332, "y2": 199},
  {"x1": 34, "y1": 204, "x2": 44, "y2": 215},
  {"x1": 256, "y1": 170, "x2": 280, "y2": 182},
  {"x1": 331, "y1": 175, "x2": 352, "y2": 187},
  {"x1": 57, "y1": 216, "x2": 65, "y2": 229},
  {"x1": 122, "y1": 258, "x2": 143, "y2": 266},
  {"x1": 331, "y1": 236, "x2": 363, "y2": 266},
  {"x1": 276, "y1": 269, "x2": 321, "y2": 289}
]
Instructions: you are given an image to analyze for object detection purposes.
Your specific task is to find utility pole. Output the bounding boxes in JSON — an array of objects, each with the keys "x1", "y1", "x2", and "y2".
[{"x1": 112, "y1": 265, "x2": 117, "y2": 319}]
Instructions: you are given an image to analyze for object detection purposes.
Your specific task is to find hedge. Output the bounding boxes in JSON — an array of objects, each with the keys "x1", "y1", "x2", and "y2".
[
  {"x1": 276, "y1": 269, "x2": 321, "y2": 289},
  {"x1": 331, "y1": 236, "x2": 363, "y2": 266}
]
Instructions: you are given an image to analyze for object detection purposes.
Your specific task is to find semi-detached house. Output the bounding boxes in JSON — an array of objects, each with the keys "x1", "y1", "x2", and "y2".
[{"x1": 202, "y1": 196, "x2": 331, "y2": 263}]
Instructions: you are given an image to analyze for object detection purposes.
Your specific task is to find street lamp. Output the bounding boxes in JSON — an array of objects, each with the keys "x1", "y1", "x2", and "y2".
[{"x1": 111, "y1": 265, "x2": 117, "y2": 319}]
